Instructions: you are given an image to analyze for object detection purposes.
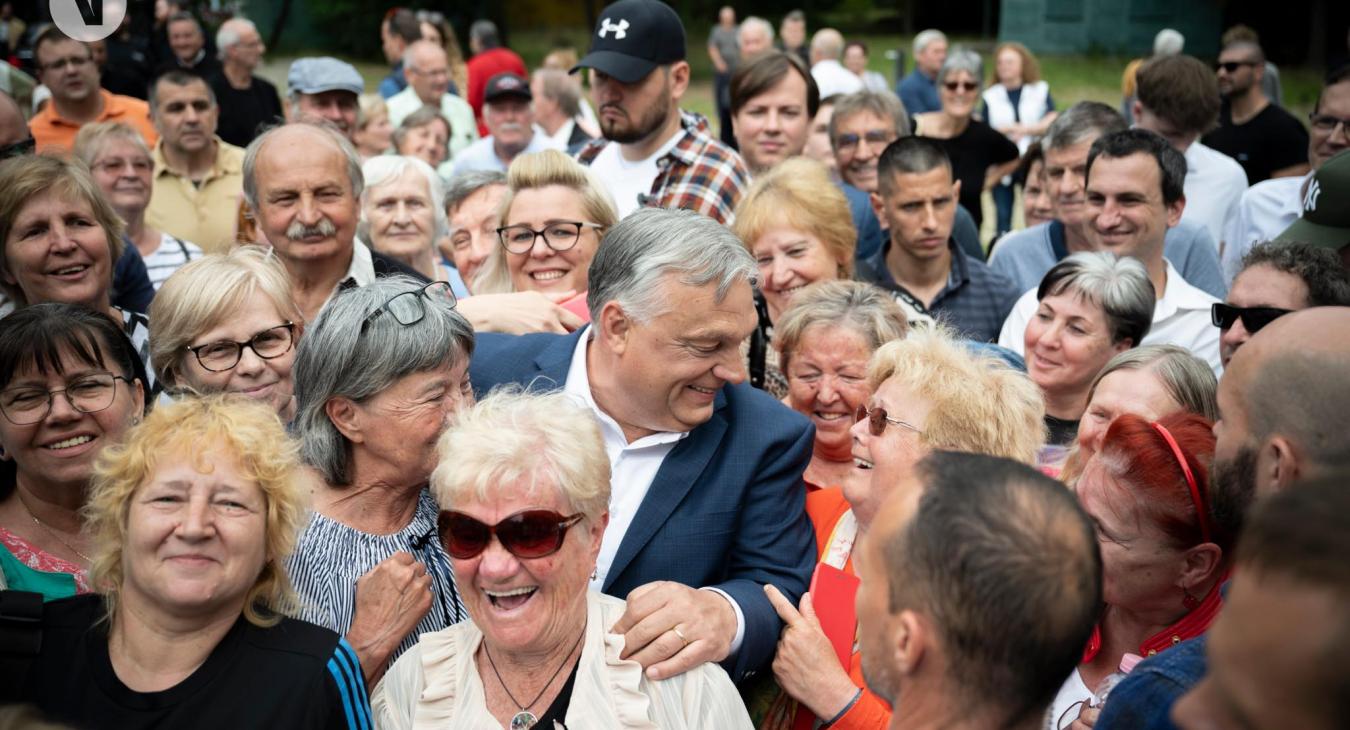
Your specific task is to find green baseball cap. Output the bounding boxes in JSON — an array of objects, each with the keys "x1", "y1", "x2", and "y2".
[{"x1": 1277, "y1": 149, "x2": 1350, "y2": 251}]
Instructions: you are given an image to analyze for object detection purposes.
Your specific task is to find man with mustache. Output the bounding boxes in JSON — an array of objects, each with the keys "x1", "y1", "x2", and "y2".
[
  {"x1": 448, "y1": 72, "x2": 554, "y2": 176},
  {"x1": 145, "y1": 71, "x2": 243, "y2": 254},
  {"x1": 573, "y1": 0, "x2": 749, "y2": 223}
]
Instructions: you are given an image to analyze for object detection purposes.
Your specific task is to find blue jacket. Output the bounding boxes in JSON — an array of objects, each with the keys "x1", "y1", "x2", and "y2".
[
  {"x1": 469, "y1": 329, "x2": 818, "y2": 683},
  {"x1": 1096, "y1": 635, "x2": 1206, "y2": 730}
]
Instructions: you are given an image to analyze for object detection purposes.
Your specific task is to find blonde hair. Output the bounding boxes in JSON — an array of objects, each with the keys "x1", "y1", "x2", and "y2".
[
  {"x1": 991, "y1": 41, "x2": 1042, "y2": 85},
  {"x1": 0, "y1": 155, "x2": 126, "y2": 307},
  {"x1": 148, "y1": 246, "x2": 302, "y2": 392},
  {"x1": 775, "y1": 280, "x2": 908, "y2": 374},
  {"x1": 868, "y1": 327, "x2": 1046, "y2": 464},
  {"x1": 431, "y1": 387, "x2": 610, "y2": 521},
  {"x1": 357, "y1": 93, "x2": 388, "y2": 131},
  {"x1": 72, "y1": 121, "x2": 152, "y2": 168},
  {"x1": 732, "y1": 157, "x2": 856, "y2": 279},
  {"x1": 85, "y1": 395, "x2": 308, "y2": 627},
  {"x1": 473, "y1": 149, "x2": 619, "y2": 294}
]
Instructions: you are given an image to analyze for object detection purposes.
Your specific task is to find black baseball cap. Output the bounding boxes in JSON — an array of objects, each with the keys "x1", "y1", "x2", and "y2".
[
  {"x1": 571, "y1": 0, "x2": 686, "y2": 84},
  {"x1": 484, "y1": 72, "x2": 532, "y2": 103}
]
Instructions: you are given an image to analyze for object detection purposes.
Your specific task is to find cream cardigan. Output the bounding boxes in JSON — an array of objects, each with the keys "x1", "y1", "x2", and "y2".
[{"x1": 371, "y1": 591, "x2": 754, "y2": 729}]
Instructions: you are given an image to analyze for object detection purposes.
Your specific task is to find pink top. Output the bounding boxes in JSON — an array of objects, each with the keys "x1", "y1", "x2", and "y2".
[{"x1": 0, "y1": 525, "x2": 92, "y2": 593}]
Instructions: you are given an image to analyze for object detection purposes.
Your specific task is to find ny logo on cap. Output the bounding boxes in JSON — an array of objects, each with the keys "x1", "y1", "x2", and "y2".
[
  {"x1": 1304, "y1": 179, "x2": 1322, "y2": 213},
  {"x1": 599, "y1": 17, "x2": 629, "y2": 39}
]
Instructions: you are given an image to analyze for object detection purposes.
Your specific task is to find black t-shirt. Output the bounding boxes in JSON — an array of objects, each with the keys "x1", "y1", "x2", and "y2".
[
  {"x1": 1045, "y1": 414, "x2": 1080, "y2": 447},
  {"x1": 928, "y1": 119, "x2": 1020, "y2": 228},
  {"x1": 1201, "y1": 102, "x2": 1309, "y2": 184},
  {"x1": 208, "y1": 73, "x2": 284, "y2": 148},
  {"x1": 9, "y1": 594, "x2": 370, "y2": 730}
]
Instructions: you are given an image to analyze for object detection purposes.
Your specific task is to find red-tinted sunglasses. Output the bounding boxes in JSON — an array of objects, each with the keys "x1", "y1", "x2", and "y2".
[
  {"x1": 437, "y1": 509, "x2": 584, "y2": 560},
  {"x1": 855, "y1": 404, "x2": 923, "y2": 437}
]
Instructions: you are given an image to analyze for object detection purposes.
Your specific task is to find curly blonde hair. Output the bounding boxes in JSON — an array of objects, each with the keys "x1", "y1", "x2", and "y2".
[
  {"x1": 85, "y1": 395, "x2": 309, "y2": 627},
  {"x1": 732, "y1": 156, "x2": 856, "y2": 279}
]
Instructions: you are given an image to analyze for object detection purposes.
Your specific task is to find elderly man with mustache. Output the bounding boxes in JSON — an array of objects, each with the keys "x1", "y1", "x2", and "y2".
[{"x1": 449, "y1": 72, "x2": 558, "y2": 176}]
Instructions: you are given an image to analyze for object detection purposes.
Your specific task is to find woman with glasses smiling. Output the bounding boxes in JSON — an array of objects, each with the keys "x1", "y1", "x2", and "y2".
[
  {"x1": 0, "y1": 303, "x2": 149, "y2": 599},
  {"x1": 913, "y1": 48, "x2": 1021, "y2": 233},
  {"x1": 472, "y1": 150, "x2": 617, "y2": 321},
  {"x1": 287, "y1": 276, "x2": 473, "y2": 687},
  {"x1": 373, "y1": 389, "x2": 751, "y2": 729},
  {"x1": 148, "y1": 246, "x2": 302, "y2": 420}
]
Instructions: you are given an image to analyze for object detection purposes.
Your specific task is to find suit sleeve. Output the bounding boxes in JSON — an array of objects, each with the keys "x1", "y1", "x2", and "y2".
[{"x1": 712, "y1": 418, "x2": 817, "y2": 683}]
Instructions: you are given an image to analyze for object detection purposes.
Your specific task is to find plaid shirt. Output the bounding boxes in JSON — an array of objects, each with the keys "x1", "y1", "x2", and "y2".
[{"x1": 576, "y1": 111, "x2": 749, "y2": 224}]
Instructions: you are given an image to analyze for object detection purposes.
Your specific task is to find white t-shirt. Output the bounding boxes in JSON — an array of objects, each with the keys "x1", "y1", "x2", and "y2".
[
  {"x1": 1182, "y1": 141, "x2": 1249, "y2": 252},
  {"x1": 586, "y1": 129, "x2": 684, "y2": 219},
  {"x1": 1220, "y1": 173, "x2": 1307, "y2": 285},
  {"x1": 810, "y1": 59, "x2": 864, "y2": 99}
]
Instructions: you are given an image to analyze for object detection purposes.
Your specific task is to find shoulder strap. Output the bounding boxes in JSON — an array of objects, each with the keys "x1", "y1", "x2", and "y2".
[
  {"x1": 0, "y1": 589, "x2": 44, "y2": 689},
  {"x1": 748, "y1": 292, "x2": 771, "y2": 390}
]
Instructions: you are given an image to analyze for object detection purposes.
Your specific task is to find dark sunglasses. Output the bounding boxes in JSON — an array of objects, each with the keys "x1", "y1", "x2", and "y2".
[
  {"x1": 855, "y1": 404, "x2": 922, "y2": 438},
  {"x1": 437, "y1": 509, "x2": 585, "y2": 560},
  {"x1": 1210, "y1": 303, "x2": 1292, "y2": 333},
  {"x1": 944, "y1": 81, "x2": 978, "y2": 92}
]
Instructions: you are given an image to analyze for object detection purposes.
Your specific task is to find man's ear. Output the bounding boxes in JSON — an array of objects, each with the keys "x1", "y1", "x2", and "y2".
[
  {"x1": 870, "y1": 191, "x2": 885, "y2": 222},
  {"x1": 1265, "y1": 434, "x2": 1304, "y2": 494},
  {"x1": 893, "y1": 609, "x2": 926, "y2": 675},
  {"x1": 1164, "y1": 194, "x2": 1186, "y2": 229},
  {"x1": 950, "y1": 178, "x2": 962, "y2": 200},
  {"x1": 325, "y1": 397, "x2": 366, "y2": 444},
  {"x1": 595, "y1": 300, "x2": 632, "y2": 356},
  {"x1": 668, "y1": 61, "x2": 691, "y2": 102}
]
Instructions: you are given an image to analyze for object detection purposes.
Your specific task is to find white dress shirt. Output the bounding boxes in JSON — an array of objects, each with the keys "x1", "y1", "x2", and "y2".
[
  {"x1": 810, "y1": 59, "x2": 864, "y2": 100},
  {"x1": 999, "y1": 259, "x2": 1222, "y2": 375},
  {"x1": 1220, "y1": 173, "x2": 1308, "y2": 284},
  {"x1": 1181, "y1": 141, "x2": 1249, "y2": 252}
]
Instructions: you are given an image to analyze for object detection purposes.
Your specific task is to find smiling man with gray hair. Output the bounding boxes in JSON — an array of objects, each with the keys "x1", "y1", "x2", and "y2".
[{"x1": 470, "y1": 206, "x2": 817, "y2": 684}]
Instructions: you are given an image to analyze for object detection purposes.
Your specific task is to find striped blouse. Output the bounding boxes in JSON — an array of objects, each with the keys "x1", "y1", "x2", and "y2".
[
  {"x1": 285, "y1": 488, "x2": 467, "y2": 664},
  {"x1": 143, "y1": 233, "x2": 204, "y2": 290}
]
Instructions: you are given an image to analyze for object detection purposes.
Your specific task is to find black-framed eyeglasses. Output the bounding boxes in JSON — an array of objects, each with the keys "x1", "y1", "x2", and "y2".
[
  {"x1": 496, "y1": 221, "x2": 604, "y2": 254},
  {"x1": 855, "y1": 404, "x2": 923, "y2": 438},
  {"x1": 1309, "y1": 113, "x2": 1350, "y2": 134},
  {"x1": 185, "y1": 323, "x2": 297, "y2": 373},
  {"x1": 1215, "y1": 61, "x2": 1257, "y2": 73},
  {"x1": 0, "y1": 372, "x2": 132, "y2": 425},
  {"x1": 361, "y1": 281, "x2": 457, "y2": 332},
  {"x1": 437, "y1": 509, "x2": 585, "y2": 560},
  {"x1": 0, "y1": 137, "x2": 35, "y2": 160},
  {"x1": 1211, "y1": 303, "x2": 1292, "y2": 334},
  {"x1": 834, "y1": 129, "x2": 896, "y2": 153}
]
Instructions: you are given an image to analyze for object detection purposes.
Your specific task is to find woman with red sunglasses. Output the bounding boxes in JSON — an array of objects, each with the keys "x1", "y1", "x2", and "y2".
[
  {"x1": 372, "y1": 389, "x2": 752, "y2": 729},
  {"x1": 1053, "y1": 412, "x2": 1231, "y2": 729}
]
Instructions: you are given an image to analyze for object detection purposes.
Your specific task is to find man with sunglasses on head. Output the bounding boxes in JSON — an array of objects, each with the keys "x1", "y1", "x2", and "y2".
[
  {"x1": 28, "y1": 27, "x2": 158, "y2": 153},
  {"x1": 1202, "y1": 39, "x2": 1309, "y2": 185},
  {"x1": 470, "y1": 207, "x2": 817, "y2": 687},
  {"x1": 1214, "y1": 240, "x2": 1350, "y2": 368}
]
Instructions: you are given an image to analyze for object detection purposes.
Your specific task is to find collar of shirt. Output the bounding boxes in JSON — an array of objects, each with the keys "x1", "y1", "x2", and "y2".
[
  {"x1": 542, "y1": 118, "x2": 576, "y2": 149},
  {"x1": 1082, "y1": 568, "x2": 1229, "y2": 662},
  {"x1": 46, "y1": 89, "x2": 118, "y2": 128},
  {"x1": 1154, "y1": 259, "x2": 1214, "y2": 322},
  {"x1": 576, "y1": 110, "x2": 707, "y2": 167},
  {"x1": 151, "y1": 136, "x2": 240, "y2": 183},
  {"x1": 337, "y1": 238, "x2": 377, "y2": 291},
  {"x1": 177, "y1": 48, "x2": 206, "y2": 69},
  {"x1": 562, "y1": 326, "x2": 689, "y2": 452},
  {"x1": 865, "y1": 236, "x2": 966, "y2": 300}
]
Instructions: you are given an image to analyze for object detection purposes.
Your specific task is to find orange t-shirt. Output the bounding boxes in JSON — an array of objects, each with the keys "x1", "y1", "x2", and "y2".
[{"x1": 30, "y1": 89, "x2": 159, "y2": 153}]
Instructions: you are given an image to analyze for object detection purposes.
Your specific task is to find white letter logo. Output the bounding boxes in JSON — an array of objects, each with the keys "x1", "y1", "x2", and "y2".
[
  {"x1": 599, "y1": 18, "x2": 629, "y2": 39},
  {"x1": 49, "y1": 0, "x2": 126, "y2": 42},
  {"x1": 1303, "y1": 179, "x2": 1321, "y2": 213}
]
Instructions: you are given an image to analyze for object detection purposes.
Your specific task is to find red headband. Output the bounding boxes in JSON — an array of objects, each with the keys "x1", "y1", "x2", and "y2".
[{"x1": 1151, "y1": 421, "x2": 1212, "y2": 544}]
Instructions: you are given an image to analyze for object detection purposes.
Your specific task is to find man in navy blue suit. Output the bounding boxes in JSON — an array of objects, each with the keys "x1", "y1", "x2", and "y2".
[{"x1": 469, "y1": 207, "x2": 817, "y2": 683}]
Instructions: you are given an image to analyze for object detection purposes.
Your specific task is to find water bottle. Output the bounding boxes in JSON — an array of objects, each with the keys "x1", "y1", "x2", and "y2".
[{"x1": 1089, "y1": 652, "x2": 1143, "y2": 708}]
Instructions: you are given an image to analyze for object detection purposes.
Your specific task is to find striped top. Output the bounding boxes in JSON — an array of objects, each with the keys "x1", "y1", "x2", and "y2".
[
  {"x1": 143, "y1": 232, "x2": 204, "y2": 289},
  {"x1": 285, "y1": 488, "x2": 467, "y2": 664}
]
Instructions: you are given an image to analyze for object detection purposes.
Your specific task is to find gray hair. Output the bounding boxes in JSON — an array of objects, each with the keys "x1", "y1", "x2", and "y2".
[
  {"x1": 810, "y1": 29, "x2": 845, "y2": 61},
  {"x1": 532, "y1": 68, "x2": 581, "y2": 119},
  {"x1": 359, "y1": 155, "x2": 448, "y2": 240},
  {"x1": 1153, "y1": 29, "x2": 1185, "y2": 57},
  {"x1": 469, "y1": 20, "x2": 499, "y2": 49},
  {"x1": 937, "y1": 48, "x2": 982, "y2": 86},
  {"x1": 1036, "y1": 252, "x2": 1154, "y2": 347},
  {"x1": 402, "y1": 38, "x2": 444, "y2": 73},
  {"x1": 243, "y1": 123, "x2": 365, "y2": 212},
  {"x1": 390, "y1": 105, "x2": 450, "y2": 161},
  {"x1": 291, "y1": 276, "x2": 476, "y2": 486},
  {"x1": 828, "y1": 90, "x2": 910, "y2": 146},
  {"x1": 444, "y1": 169, "x2": 507, "y2": 214},
  {"x1": 587, "y1": 208, "x2": 757, "y2": 323},
  {"x1": 1042, "y1": 101, "x2": 1126, "y2": 152},
  {"x1": 216, "y1": 18, "x2": 257, "y2": 60},
  {"x1": 1086, "y1": 344, "x2": 1218, "y2": 421},
  {"x1": 913, "y1": 29, "x2": 947, "y2": 56},
  {"x1": 738, "y1": 16, "x2": 774, "y2": 45}
]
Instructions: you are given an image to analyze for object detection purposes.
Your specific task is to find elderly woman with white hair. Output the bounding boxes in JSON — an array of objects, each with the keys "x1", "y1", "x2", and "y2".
[
  {"x1": 913, "y1": 48, "x2": 1020, "y2": 231},
  {"x1": 285, "y1": 276, "x2": 474, "y2": 686},
  {"x1": 1023, "y1": 252, "x2": 1154, "y2": 451},
  {"x1": 372, "y1": 389, "x2": 753, "y2": 729},
  {"x1": 361, "y1": 155, "x2": 455, "y2": 283}
]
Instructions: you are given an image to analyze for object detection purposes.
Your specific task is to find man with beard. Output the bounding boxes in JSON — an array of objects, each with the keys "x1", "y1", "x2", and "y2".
[
  {"x1": 1202, "y1": 40, "x2": 1309, "y2": 184},
  {"x1": 29, "y1": 27, "x2": 158, "y2": 152},
  {"x1": 145, "y1": 71, "x2": 244, "y2": 253},
  {"x1": 1091, "y1": 306, "x2": 1350, "y2": 730},
  {"x1": 573, "y1": 0, "x2": 749, "y2": 223}
]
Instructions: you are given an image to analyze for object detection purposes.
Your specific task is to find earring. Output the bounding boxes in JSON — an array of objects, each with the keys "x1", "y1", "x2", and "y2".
[
  {"x1": 590, "y1": 568, "x2": 598, "y2": 581},
  {"x1": 132, "y1": 416, "x2": 141, "y2": 426},
  {"x1": 1182, "y1": 591, "x2": 1199, "y2": 610}
]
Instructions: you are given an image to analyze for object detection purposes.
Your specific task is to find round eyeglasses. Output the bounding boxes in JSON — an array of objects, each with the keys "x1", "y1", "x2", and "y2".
[
  {"x1": 185, "y1": 323, "x2": 296, "y2": 373},
  {"x1": 496, "y1": 221, "x2": 604, "y2": 254},
  {"x1": 0, "y1": 373, "x2": 132, "y2": 425}
]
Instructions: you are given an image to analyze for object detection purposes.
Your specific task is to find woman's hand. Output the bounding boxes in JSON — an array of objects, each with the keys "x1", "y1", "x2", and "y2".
[
  {"x1": 764, "y1": 585, "x2": 861, "y2": 721},
  {"x1": 456, "y1": 291, "x2": 586, "y2": 334},
  {"x1": 1067, "y1": 703, "x2": 1100, "y2": 729},
  {"x1": 346, "y1": 551, "x2": 433, "y2": 684}
]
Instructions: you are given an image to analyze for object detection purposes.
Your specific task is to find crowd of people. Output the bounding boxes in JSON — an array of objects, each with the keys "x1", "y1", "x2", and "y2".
[{"x1": 0, "y1": 1, "x2": 1348, "y2": 729}]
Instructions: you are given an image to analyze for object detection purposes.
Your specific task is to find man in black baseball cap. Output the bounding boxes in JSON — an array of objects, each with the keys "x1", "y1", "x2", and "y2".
[
  {"x1": 449, "y1": 71, "x2": 552, "y2": 175},
  {"x1": 572, "y1": 0, "x2": 749, "y2": 224}
]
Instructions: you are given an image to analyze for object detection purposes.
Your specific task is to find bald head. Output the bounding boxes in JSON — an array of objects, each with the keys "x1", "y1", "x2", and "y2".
[
  {"x1": 811, "y1": 28, "x2": 845, "y2": 63},
  {"x1": 0, "y1": 91, "x2": 27, "y2": 147},
  {"x1": 404, "y1": 40, "x2": 450, "y2": 105}
]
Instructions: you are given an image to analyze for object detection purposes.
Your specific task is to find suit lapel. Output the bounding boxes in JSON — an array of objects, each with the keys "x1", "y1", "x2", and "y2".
[
  {"x1": 529, "y1": 329, "x2": 585, "y2": 391},
  {"x1": 603, "y1": 390, "x2": 729, "y2": 592}
]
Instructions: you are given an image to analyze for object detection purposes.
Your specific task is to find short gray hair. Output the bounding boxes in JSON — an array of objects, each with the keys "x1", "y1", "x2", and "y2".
[
  {"x1": 360, "y1": 155, "x2": 447, "y2": 240},
  {"x1": 292, "y1": 276, "x2": 475, "y2": 486},
  {"x1": 1153, "y1": 29, "x2": 1185, "y2": 57},
  {"x1": 216, "y1": 18, "x2": 257, "y2": 60},
  {"x1": 242, "y1": 123, "x2": 364, "y2": 212},
  {"x1": 913, "y1": 29, "x2": 947, "y2": 56},
  {"x1": 587, "y1": 208, "x2": 757, "y2": 323},
  {"x1": 738, "y1": 17, "x2": 774, "y2": 44},
  {"x1": 1042, "y1": 101, "x2": 1126, "y2": 152},
  {"x1": 389, "y1": 105, "x2": 450, "y2": 162},
  {"x1": 828, "y1": 90, "x2": 910, "y2": 146},
  {"x1": 532, "y1": 68, "x2": 581, "y2": 119},
  {"x1": 1036, "y1": 252, "x2": 1154, "y2": 347},
  {"x1": 444, "y1": 169, "x2": 507, "y2": 215},
  {"x1": 810, "y1": 29, "x2": 845, "y2": 60},
  {"x1": 1086, "y1": 344, "x2": 1218, "y2": 421},
  {"x1": 938, "y1": 48, "x2": 982, "y2": 86}
]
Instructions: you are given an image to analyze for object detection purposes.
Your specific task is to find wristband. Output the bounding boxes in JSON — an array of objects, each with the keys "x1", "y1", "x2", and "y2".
[{"x1": 818, "y1": 687, "x2": 864, "y2": 728}]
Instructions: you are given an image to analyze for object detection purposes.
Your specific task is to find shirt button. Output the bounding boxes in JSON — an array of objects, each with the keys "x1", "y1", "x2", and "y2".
[
  {"x1": 1171, "y1": 635, "x2": 1182, "y2": 645},
  {"x1": 1147, "y1": 649, "x2": 1157, "y2": 656}
]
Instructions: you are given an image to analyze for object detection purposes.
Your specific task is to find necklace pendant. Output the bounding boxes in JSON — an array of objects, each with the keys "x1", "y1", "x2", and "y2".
[{"x1": 510, "y1": 711, "x2": 538, "y2": 730}]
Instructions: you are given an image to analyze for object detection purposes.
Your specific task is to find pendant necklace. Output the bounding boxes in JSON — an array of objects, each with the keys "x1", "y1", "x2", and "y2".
[
  {"x1": 484, "y1": 625, "x2": 585, "y2": 730},
  {"x1": 16, "y1": 490, "x2": 91, "y2": 563}
]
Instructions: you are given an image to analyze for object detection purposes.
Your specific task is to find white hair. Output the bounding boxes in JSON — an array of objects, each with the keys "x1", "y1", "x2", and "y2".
[
  {"x1": 359, "y1": 155, "x2": 448, "y2": 240},
  {"x1": 738, "y1": 17, "x2": 774, "y2": 45},
  {"x1": 216, "y1": 18, "x2": 258, "y2": 60}
]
